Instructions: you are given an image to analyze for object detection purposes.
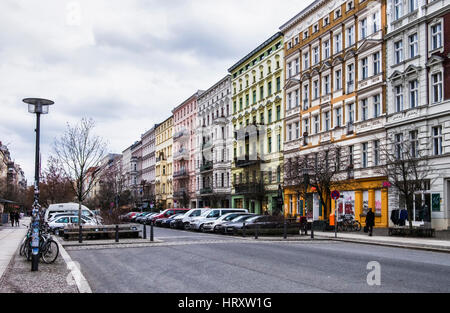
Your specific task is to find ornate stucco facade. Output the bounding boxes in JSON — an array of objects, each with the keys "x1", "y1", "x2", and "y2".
[{"x1": 155, "y1": 116, "x2": 174, "y2": 209}]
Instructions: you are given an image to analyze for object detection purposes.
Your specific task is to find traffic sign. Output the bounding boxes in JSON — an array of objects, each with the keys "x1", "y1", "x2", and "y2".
[{"x1": 331, "y1": 190, "x2": 340, "y2": 200}]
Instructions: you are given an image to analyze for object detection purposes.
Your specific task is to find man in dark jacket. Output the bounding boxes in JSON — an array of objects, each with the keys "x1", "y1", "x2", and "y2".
[
  {"x1": 9, "y1": 211, "x2": 14, "y2": 227},
  {"x1": 366, "y1": 208, "x2": 375, "y2": 237}
]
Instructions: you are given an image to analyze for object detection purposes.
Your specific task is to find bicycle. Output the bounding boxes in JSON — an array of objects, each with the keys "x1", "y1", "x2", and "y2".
[
  {"x1": 337, "y1": 215, "x2": 361, "y2": 232},
  {"x1": 20, "y1": 222, "x2": 59, "y2": 264}
]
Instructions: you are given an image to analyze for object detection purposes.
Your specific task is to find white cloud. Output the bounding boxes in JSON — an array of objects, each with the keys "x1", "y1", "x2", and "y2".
[{"x1": 0, "y1": 0, "x2": 309, "y2": 183}]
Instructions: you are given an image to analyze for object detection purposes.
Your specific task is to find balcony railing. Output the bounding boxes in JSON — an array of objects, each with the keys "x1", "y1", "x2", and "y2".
[
  {"x1": 173, "y1": 169, "x2": 188, "y2": 179},
  {"x1": 200, "y1": 161, "x2": 213, "y2": 172},
  {"x1": 173, "y1": 148, "x2": 189, "y2": 161},
  {"x1": 214, "y1": 115, "x2": 227, "y2": 125},
  {"x1": 234, "y1": 181, "x2": 265, "y2": 195},
  {"x1": 234, "y1": 155, "x2": 262, "y2": 168},
  {"x1": 200, "y1": 187, "x2": 213, "y2": 195},
  {"x1": 173, "y1": 129, "x2": 189, "y2": 141}
]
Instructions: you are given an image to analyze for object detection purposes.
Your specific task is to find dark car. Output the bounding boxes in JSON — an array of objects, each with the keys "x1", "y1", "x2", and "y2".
[
  {"x1": 225, "y1": 215, "x2": 285, "y2": 235},
  {"x1": 148, "y1": 208, "x2": 190, "y2": 224},
  {"x1": 216, "y1": 214, "x2": 258, "y2": 234},
  {"x1": 160, "y1": 214, "x2": 183, "y2": 228},
  {"x1": 135, "y1": 212, "x2": 153, "y2": 224}
]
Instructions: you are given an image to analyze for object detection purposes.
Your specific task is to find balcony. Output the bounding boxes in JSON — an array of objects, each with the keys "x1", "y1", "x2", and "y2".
[
  {"x1": 174, "y1": 189, "x2": 187, "y2": 198},
  {"x1": 173, "y1": 169, "x2": 188, "y2": 179},
  {"x1": 200, "y1": 161, "x2": 213, "y2": 172},
  {"x1": 234, "y1": 155, "x2": 262, "y2": 168},
  {"x1": 234, "y1": 181, "x2": 265, "y2": 195},
  {"x1": 200, "y1": 187, "x2": 213, "y2": 195},
  {"x1": 173, "y1": 148, "x2": 189, "y2": 161},
  {"x1": 214, "y1": 115, "x2": 227, "y2": 125},
  {"x1": 173, "y1": 129, "x2": 189, "y2": 142}
]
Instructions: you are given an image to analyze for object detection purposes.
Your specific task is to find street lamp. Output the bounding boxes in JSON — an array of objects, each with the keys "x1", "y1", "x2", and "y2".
[{"x1": 24, "y1": 98, "x2": 54, "y2": 272}]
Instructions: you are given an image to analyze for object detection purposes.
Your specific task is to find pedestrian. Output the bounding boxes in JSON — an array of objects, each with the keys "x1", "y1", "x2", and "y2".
[
  {"x1": 9, "y1": 211, "x2": 14, "y2": 227},
  {"x1": 14, "y1": 211, "x2": 20, "y2": 227},
  {"x1": 366, "y1": 208, "x2": 375, "y2": 237}
]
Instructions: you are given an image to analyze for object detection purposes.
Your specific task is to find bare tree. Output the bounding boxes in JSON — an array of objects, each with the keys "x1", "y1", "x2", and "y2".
[
  {"x1": 377, "y1": 133, "x2": 434, "y2": 229},
  {"x1": 40, "y1": 156, "x2": 75, "y2": 205},
  {"x1": 54, "y1": 118, "x2": 107, "y2": 240},
  {"x1": 284, "y1": 144, "x2": 349, "y2": 220}
]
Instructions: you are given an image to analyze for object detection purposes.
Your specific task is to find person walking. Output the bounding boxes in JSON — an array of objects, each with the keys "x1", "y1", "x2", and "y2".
[
  {"x1": 9, "y1": 211, "x2": 15, "y2": 227},
  {"x1": 366, "y1": 208, "x2": 375, "y2": 237},
  {"x1": 14, "y1": 211, "x2": 20, "y2": 227}
]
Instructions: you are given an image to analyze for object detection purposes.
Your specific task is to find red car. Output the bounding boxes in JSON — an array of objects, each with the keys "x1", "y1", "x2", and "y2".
[{"x1": 148, "y1": 209, "x2": 190, "y2": 224}]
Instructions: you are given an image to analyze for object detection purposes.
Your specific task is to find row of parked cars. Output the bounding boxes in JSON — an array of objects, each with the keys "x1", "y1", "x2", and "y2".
[{"x1": 124, "y1": 208, "x2": 292, "y2": 235}]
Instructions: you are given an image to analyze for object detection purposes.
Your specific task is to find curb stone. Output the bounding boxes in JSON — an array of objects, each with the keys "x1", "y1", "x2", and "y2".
[{"x1": 54, "y1": 237, "x2": 92, "y2": 293}]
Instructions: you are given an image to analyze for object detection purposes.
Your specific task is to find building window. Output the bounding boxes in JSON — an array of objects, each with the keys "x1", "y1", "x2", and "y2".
[
  {"x1": 409, "y1": 0, "x2": 418, "y2": 12},
  {"x1": 295, "y1": 122, "x2": 300, "y2": 138},
  {"x1": 324, "y1": 40, "x2": 330, "y2": 59},
  {"x1": 395, "y1": 85, "x2": 404, "y2": 112},
  {"x1": 410, "y1": 130, "x2": 419, "y2": 158},
  {"x1": 335, "y1": 33, "x2": 342, "y2": 53},
  {"x1": 324, "y1": 75, "x2": 330, "y2": 95},
  {"x1": 288, "y1": 124, "x2": 292, "y2": 141},
  {"x1": 336, "y1": 107, "x2": 342, "y2": 127},
  {"x1": 303, "y1": 84, "x2": 309, "y2": 109},
  {"x1": 295, "y1": 90, "x2": 299, "y2": 107},
  {"x1": 313, "y1": 80, "x2": 319, "y2": 99},
  {"x1": 395, "y1": 40, "x2": 403, "y2": 64},
  {"x1": 409, "y1": 80, "x2": 418, "y2": 108},
  {"x1": 373, "y1": 94, "x2": 381, "y2": 118},
  {"x1": 348, "y1": 103, "x2": 355, "y2": 124},
  {"x1": 360, "y1": 18, "x2": 367, "y2": 40},
  {"x1": 349, "y1": 145, "x2": 354, "y2": 165},
  {"x1": 362, "y1": 142, "x2": 368, "y2": 168},
  {"x1": 409, "y1": 33, "x2": 418, "y2": 58},
  {"x1": 304, "y1": 52, "x2": 309, "y2": 69},
  {"x1": 374, "y1": 140, "x2": 380, "y2": 166},
  {"x1": 295, "y1": 58, "x2": 299, "y2": 74},
  {"x1": 268, "y1": 109, "x2": 272, "y2": 124},
  {"x1": 313, "y1": 46, "x2": 319, "y2": 64},
  {"x1": 324, "y1": 111, "x2": 330, "y2": 131},
  {"x1": 361, "y1": 57, "x2": 368, "y2": 80},
  {"x1": 347, "y1": 64, "x2": 354, "y2": 93},
  {"x1": 260, "y1": 86, "x2": 264, "y2": 100},
  {"x1": 288, "y1": 93, "x2": 292, "y2": 109},
  {"x1": 268, "y1": 81, "x2": 272, "y2": 96},
  {"x1": 361, "y1": 99, "x2": 368, "y2": 121},
  {"x1": 276, "y1": 77, "x2": 281, "y2": 92},
  {"x1": 268, "y1": 137, "x2": 272, "y2": 153},
  {"x1": 314, "y1": 115, "x2": 319, "y2": 134},
  {"x1": 276, "y1": 106, "x2": 281, "y2": 120},
  {"x1": 394, "y1": 0, "x2": 403, "y2": 20},
  {"x1": 324, "y1": 16, "x2": 329, "y2": 26},
  {"x1": 432, "y1": 126, "x2": 442, "y2": 156},
  {"x1": 347, "y1": 25, "x2": 354, "y2": 47},
  {"x1": 335, "y1": 8, "x2": 341, "y2": 19},
  {"x1": 431, "y1": 73, "x2": 443, "y2": 103},
  {"x1": 373, "y1": 12, "x2": 379, "y2": 33},
  {"x1": 373, "y1": 52, "x2": 380, "y2": 75},
  {"x1": 431, "y1": 23, "x2": 442, "y2": 50},
  {"x1": 335, "y1": 69, "x2": 342, "y2": 90}
]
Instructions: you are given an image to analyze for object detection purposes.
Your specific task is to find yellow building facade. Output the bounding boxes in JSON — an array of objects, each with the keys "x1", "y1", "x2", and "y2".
[
  {"x1": 280, "y1": 0, "x2": 389, "y2": 227},
  {"x1": 155, "y1": 116, "x2": 174, "y2": 210}
]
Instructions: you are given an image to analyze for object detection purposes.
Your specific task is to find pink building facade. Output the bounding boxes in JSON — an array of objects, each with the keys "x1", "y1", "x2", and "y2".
[{"x1": 172, "y1": 91, "x2": 203, "y2": 208}]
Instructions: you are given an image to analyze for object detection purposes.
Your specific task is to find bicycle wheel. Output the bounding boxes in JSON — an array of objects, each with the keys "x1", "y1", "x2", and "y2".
[
  {"x1": 41, "y1": 240, "x2": 59, "y2": 264},
  {"x1": 353, "y1": 221, "x2": 362, "y2": 232},
  {"x1": 19, "y1": 237, "x2": 28, "y2": 256}
]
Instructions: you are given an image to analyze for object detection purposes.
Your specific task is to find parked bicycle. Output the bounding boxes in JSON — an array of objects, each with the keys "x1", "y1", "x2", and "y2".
[
  {"x1": 20, "y1": 222, "x2": 59, "y2": 264},
  {"x1": 337, "y1": 215, "x2": 361, "y2": 232}
]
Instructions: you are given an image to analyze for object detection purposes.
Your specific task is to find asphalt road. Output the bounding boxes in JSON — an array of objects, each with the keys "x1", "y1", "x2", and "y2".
[{"x1": 68, "y1": 226, "x2": 450, "y2": 293}]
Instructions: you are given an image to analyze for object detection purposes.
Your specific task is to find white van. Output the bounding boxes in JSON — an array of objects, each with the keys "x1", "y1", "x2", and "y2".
[
  {"x1": 189, "y1": 208, "x2": 248, "y2": 231},
  {"x1": 44, "y1": 203, "x2": 101, "y2": 225}
]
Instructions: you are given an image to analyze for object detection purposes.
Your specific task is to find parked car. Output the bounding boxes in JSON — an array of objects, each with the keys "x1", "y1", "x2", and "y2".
[
  {"x1": 224, "y1": 215, "x2": 284, "y2": 235},
  {"x1": 143, "y1": 213, "x2": 160, "y2": 225},
  {"x1": 135, "y1": 212, "x2": 153, "y2": 224},
  {"x1": 160, "y1": 214, "x2": 184, "y2": 228},
  {"x1": 189, "y1": 209, "x2": 248, "y2": 232},
  {"x1": 120, "y1": 212, "x2": 139, "y2": 222},
  {"x1": 169, "y1": 212, "x2": 191, "y2": 229},
  {"x1": 171, "y1": 209, "x2": 210, "y2": 230},
  {"x1": 202, "y1": 213, "x2": 254, "y2": 233},
  {"x1": 147, "y1": 209, "x2": 191, "y2": 224},
  {"x1": 48, "y1": 215, "x2": 97, "y2": 233},
  {"x1": 215, "y1": 214, "x2": 258, "y2": 234}
]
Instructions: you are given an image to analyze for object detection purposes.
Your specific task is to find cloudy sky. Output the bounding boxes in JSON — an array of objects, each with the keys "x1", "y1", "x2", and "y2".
[{"x1": 0, "y1": 0, "x2": 308, "y2": 183}]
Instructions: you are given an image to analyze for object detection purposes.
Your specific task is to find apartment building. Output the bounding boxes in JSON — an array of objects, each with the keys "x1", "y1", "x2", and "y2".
[
  {"x1": 173, "y1": 92, "x2": 202, "y2": 209},
  {"x1": 155, "y1": 116, "x2": 174, "y2": 210},
  {"x1": 141, "y1": 125, "x2": 157, "y2": 209},
  {"x1": 195, "y1": 75, "x2": 232, "y2": 208},
  {"x1": 385, "y1": 0, "x2": 450, "y2": 230},
  {"x1": 280, "y1": 0, "x2": 389, "y2": 227},
  {"x1": 229, "y1": 32, "x2": 285, "y2": 214}
]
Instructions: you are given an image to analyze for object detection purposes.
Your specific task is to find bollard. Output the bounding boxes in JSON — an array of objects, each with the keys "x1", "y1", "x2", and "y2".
[
  {"x1": 143, "y1": 224, "x2": 147, "y2": 239},
  {"x1": 311, "y1": 221, "x2": 314, "y2": 239},
  {"x1": 150, "y1": 222, "x2": 154, "y2": 242},
  {"x1": 284, "y1": 219, "x2": 287, "y2": 240},
  {"x1": 243, "y1": 222, "x2": 246, "y2": 237},
  {"x1": 79, "y1": 225, "x2": 83, "y2": 243},
  {"x1": 255, "y1": 224, "x2": 258, "y2": 240},
  {"x1": 115, "y1": 225, "x2": 119, "y2": 243}
]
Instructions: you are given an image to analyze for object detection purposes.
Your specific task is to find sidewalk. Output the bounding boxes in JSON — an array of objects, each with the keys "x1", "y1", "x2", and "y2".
[
  {"x1": 0, "y1": 217, "x2": 29, "y2": 280},
  {"x1": 314, "y1": 231, "x2": 450, "y2": 253}
]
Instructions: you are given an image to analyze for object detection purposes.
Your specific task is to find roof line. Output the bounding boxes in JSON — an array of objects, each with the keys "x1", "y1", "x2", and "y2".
[{"x1": 279, "y1": 0, "x2": 325, "y2": 32}]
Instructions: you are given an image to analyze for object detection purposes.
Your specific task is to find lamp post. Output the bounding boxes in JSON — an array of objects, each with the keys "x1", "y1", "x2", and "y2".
[{"x1": 24, "y1": 98, "x2": 54, "y2": 272}]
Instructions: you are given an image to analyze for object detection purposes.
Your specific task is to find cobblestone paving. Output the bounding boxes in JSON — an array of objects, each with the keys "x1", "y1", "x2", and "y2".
[{"x1": 0, "y1": 249, "x2": 78, "y2": 293}]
